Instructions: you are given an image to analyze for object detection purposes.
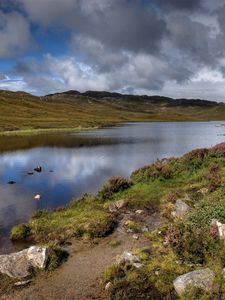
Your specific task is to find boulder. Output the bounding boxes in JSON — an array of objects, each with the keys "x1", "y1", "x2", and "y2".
[
  {"x1": 0, "y1": 246, "x2": 48, "y2": 279},
  {"x1": 171, "y1": 199, "x2": 190, "y2": 218},
  {"x1": 210, "y1": 219, "x2": 225, "y2": 239},
  {"x1": 117, "y1": 251, "x2": 143, "y2": 268},
  {"x1": 27, "y1": 246, "x2": 47, "y2": 269},
  {"x1": 173, "y1": 268, "x2": 215, "y2": 296}
]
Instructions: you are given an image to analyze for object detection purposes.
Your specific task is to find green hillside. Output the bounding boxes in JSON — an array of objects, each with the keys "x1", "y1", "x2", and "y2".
[{"x1": 0, "y1": 90, "x2": 225, "y2": 134}]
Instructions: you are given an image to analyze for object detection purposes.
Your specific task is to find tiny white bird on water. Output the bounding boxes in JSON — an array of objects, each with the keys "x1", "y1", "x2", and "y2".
[{"x1": 34, "y1": 194, "x2": 41, "y2": 200}]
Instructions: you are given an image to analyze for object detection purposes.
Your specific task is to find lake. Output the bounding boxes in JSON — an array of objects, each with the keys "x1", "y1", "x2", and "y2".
[{"x1": 0, "y1": 122, "x2": 225, "y2": 253}]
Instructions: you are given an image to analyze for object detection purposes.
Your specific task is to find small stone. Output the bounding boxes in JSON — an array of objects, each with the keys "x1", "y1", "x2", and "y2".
[
  {"x1": 14, "y1": 280, "x2": 32, "y2": 287},
  {"x1": 135, "y1": 210, "x2": 144, "y2": 215},
  {"x1": 117, "y1": 251, "x2": 143, "y2": 268},
  {"x1": 105, "y1": 282, "x2": 113, "y2": 291},
  {"x1": 124, "y1": 220, "x2": 133, "y2": 226},
  {"x1": 132, "y1": 234, "x2": 139, "y2": 240}
]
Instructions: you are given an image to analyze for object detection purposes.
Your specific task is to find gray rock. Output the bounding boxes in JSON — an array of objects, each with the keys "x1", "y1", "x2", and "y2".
[
  {"x1": 173, "y1": 268, "x2": 215, "y2": 296},
  {"x1": 117, "y1": 251, "x2": 143, "y2": 268},
  {"x1": 171, "y1": 199, "x2": 190, "y2": 218},
  {"x1": 0, "y1": 246, "x2": 48, "y2": 279},
  {"x1": 108, "y1": 199, "x2": 127, "y2": 212},
  {"x1": 27, "y1": 246, "x2": 47, "y2": 269},
  {"x1": 210, "y1": 219, "x2": 225, "y2": 239}
]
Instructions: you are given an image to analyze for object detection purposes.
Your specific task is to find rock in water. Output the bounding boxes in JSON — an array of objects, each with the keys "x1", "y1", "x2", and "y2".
[
  {"x1": 171, "y1": 199, "x2": 190, "y2": 218},
  {"x1": 173, "y1": 268, "x2": 215, "y2": 296},
  {"x1": 0, "y1": 246, "x2": 48, "y2": 279},
  {"x1": 34, "y1": 166, "x2": 42, "y2": 173},
  {"x1": 34, "y1": 194, "x2": 41, "y2": 200}
]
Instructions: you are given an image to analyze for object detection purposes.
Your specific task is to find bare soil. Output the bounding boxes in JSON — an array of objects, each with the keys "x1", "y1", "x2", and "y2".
[{"x1": 1, "y1": 211, "x2": 162, "y2": 300}]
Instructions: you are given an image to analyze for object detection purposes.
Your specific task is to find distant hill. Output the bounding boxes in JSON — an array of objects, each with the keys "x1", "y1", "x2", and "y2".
[{"x1": 0, "y1": 89, "x2": 225, "y2": 133}]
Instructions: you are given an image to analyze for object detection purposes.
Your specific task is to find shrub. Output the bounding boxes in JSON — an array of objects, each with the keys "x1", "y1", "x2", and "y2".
[
  {"x1": 47, "y1": 242, "x2": 69, "y2": 270},
  {"x1": 10, "y1": 223, "x2": 31, "y2": 240},
  {"x1": 167, "y1": 215, "x2": 225, "y2": 264},
  {"x1": 131, "y1": 160, "x2": 172, "y2": 183},
  {"x1": 98, "y1": 176, "x2": 131, "y2": 199}
]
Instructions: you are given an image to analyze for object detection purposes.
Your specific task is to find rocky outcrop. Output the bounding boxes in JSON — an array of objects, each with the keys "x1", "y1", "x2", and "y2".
[
  {"x1": 117, "y1": 251, "x2": 143, "y2": 268},
  {"x1": 0, "y1": 246, "x2": 48, "y2": 279},
  {"x1": 173, "y1": 268, "x2": 215, "y2": 296},
  {"x1": 210, "y1": 219, "x2": 225, "y2": 239},
  {"x1": 171, "y1": 199, "x2": 190, "y2": 218}
]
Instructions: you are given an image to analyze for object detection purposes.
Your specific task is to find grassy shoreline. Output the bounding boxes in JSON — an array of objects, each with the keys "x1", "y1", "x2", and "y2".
[{"x1": 8, "y1": 141, "x2": 225, "y2": 299}]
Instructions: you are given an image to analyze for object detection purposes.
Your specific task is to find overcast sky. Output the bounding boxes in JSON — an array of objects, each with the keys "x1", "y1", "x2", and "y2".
[{"x1": 1, "y1": 0, "x2": 225, "y2": 100}]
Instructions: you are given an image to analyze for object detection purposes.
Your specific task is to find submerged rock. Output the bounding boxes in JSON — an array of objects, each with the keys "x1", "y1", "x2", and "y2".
[
  {"x1": 173, "y1": 268, "x2": 215, "y2": 296},
  {"x1": 8, "y1": 181, "x2": 16, "y2": 185},
  {"x1": 171, "y1": 199, "x2": 190, "y2": 218},
  {"x1": 0, "y1": 246, "x2": 48, "y2": 279},
  {"x1": 117, "y1": 251, "x2": 143, "y2": 268}
]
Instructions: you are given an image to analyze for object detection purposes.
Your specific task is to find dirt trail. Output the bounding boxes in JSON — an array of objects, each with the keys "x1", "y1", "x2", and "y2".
[{"x1": 2, "y1": 212, "x2": 160, "y2": 300}]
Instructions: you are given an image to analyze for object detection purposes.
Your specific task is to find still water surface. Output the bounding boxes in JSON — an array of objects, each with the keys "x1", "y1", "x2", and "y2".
[{"x1": 0, "y1": 122, "x2": 225, "y2": 252}]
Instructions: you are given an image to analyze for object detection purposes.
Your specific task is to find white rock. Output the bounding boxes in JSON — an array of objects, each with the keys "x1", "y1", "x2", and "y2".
[
  {"x1": 171, "y1": 199, "x2": 190, "y2": 218},
  {"x1": 173, "y1": 268, "x2": 215, "y2": 296},
  {"x1": 118, "y1": 251, "x2": 143, "y2": 268},
  {"x1": 132, "y1": 234, "x2": 139, "y2": 240},
  {"x1": 27, "y1": 246, "x2": 47, "y2": 269},
  {"x1": 105, "y1": 282, "x2": 113, "y2": 291},
  {"x1": 0, "y1": 246, "x2": 48, "y2": 279},
  {"x1": 210, "y1": 219, "x2": 225, "y2": 239},
  {"x1": 34, "y1": 194, "x2": 41, "y2": 200},
  {"x1": 135, "y1": 210, "x2": 144, "y2": 215},
  {"x1": 14, "y1": 280, "x2": 32, "y2": 287}
]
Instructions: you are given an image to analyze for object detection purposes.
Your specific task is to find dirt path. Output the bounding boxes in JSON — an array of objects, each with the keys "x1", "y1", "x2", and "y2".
[{"x1": 2, "y1": 212, "x2": 161, "y2": 300}]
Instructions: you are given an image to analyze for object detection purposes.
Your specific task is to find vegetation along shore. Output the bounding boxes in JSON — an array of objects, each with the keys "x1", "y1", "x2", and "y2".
[{"x1": 1, "y1": 142, "x2": 225, "y2": 299}]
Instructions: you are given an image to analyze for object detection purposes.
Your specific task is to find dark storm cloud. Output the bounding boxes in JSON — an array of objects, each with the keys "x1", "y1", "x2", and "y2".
[
  {"x1": 1, "y1": 0, "x2": 225, "y2": 100},
  {"x1": 155, "y1": 0, "x2": 202, "y2": 11}
]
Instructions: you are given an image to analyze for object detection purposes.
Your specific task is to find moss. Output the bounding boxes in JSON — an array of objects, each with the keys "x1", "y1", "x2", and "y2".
[{"x1": 46, "y1": 242, "x2": 69, "y2": 271}]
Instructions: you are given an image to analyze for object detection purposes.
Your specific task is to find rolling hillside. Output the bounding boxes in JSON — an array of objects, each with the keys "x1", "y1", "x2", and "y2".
[{"x1": 0, "y1": 89, "x2": 225, "y2": 133}]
